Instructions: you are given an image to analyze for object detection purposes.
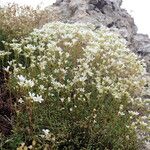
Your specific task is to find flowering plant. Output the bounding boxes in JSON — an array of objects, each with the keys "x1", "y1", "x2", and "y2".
[{"x1": 2, "y1": 22, "x2": 149, "y2": 149}]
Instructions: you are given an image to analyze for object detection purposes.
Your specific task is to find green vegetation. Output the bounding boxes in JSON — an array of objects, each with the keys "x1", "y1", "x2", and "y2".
[
  {"x1": 0, "y1": 3, "x2": 49, "y2": 69},
  {"x1": 0, "y1": 5, "x2": 149, "y2": 150}
]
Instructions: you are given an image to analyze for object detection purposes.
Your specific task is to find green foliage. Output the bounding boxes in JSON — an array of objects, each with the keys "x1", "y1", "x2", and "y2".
[
  {"x1": 0, "y1": 4, "x2": 49, "y2": 42},
  {"x1": 0, "y1": 3, "x2": 49, "y2": 70},
  {"x1": 1, "y1": 22, "x2": 149, "y2": 150}
]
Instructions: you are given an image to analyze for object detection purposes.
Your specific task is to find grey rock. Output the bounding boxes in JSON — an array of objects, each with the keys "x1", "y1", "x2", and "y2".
[
  {"x1": 109, "y1": 0, "x2": 122, "y2": 7},
  {"x1": 51, "y1": 0, "x2": 137, "y2": 43},
  {"x1": 131, "y1": 34, "x2": 150, "y2": 72},
  {"x1": 132, "y1": 34, "x2": 150, "y2": 54}
]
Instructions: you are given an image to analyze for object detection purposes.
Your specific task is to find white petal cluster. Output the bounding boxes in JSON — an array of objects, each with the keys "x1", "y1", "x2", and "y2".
[
  {"x1": 41, "y1": 129, "x2": 55, "y2": 141},
  {"x1": 0, "y1": 51, "x2": 11, "y2": 57},
  {"x1": 29, "y1": 92, "x2": 44, "y2": 103},
  {"x1": 17, "y1": 75, "x2": 34, "y2": 88}
]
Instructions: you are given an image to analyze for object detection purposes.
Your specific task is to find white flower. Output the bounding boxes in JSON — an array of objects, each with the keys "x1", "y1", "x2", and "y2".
[
  {"x1": 68, "y1": 97, "x2": 71, "y2": 102},
  {"x1": 3, "y1": 66, "x2": 10, "y2": 72},
  {"x1": 39, "y1": 85, "x2": 45, "y2": 91},
  {"x1": 140, "y1": 121, "x2": 147, "y2": 127},
  {"x1": 29, "y1": 92, "x2": 44, "y2": 103},
  {"x1": 0, "y1": 51, "x2": 11, "y2": 56},
  {"x1": 26, "y1": 79, "x2": 34, "y2": 87},
  {"x1": 18, "y1": 75, "x2": 26, "y2": 83},
  {"x1": 17, "y1": 75, "x2": 34, "y2": 87},
  {"x1": 41, "y1": 129, "x2": 55, "y2": 141},
  {"x1": 42, "y1": 129, "x2": 50, "y2": 136},
  {"x1": 69, "y1": 108, "x2": 73, "y2": 112},
  {"x1": 118, "y1": 111, "x2": 125, "y2": 116},
  {"x1": 60, "y1": 98, "x2": 65, "y2": 102},
  {"x1": 119, "y1": 105, "x2": 124, "y2": 110},
  {"x1": 128, "y1": 111, "x2": 139, "y2": 116},
  {"x1": 18, "y1": 98, "x2": 24, "y2": 103},
  {"x1": 141, "y1": 116, "x2": 147, "y2": 120}
]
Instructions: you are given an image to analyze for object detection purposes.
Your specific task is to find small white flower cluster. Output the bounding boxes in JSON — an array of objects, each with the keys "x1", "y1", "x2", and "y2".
[
  {"x1": 40, "y1": 129, "x2": 55, "y2": 141},
  {"x1": 28, "y1": 92, "x2": 44, "y2": 103},
  {"x1": 0, "y1": 51, "x2": 11, "y2": 57},
  {"x1": 17, "y1": 75, "x2": 34, "y2": 88}
]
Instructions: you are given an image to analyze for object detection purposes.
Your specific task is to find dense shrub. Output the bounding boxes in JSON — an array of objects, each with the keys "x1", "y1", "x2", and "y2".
[
  {"x1": 0, "y1": 3, "x2": 50, "y2": 70},
  {"x1": 1, "y1": 22, "x2": 149, "y2": 149},
  {"x1": 0, "y1": 3, "x2": 50, "y2": 42}
]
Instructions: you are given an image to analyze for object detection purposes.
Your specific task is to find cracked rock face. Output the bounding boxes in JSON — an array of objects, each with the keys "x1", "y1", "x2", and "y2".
[
  {"x1": 53, "y1": 0, "x2": 137, "y2": 42},
  {"x1": 132, "y1": 34, "x2": 150, "y2": 73},
  {"x1": 49, "y1": 0, "x2": 150, "y2": 74}
]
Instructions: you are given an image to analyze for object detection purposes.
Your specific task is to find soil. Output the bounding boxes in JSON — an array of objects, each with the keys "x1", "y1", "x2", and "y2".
[{"x1": 0, "y1": 69, "x2": 15, "y2": 135}]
